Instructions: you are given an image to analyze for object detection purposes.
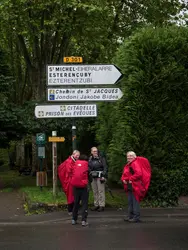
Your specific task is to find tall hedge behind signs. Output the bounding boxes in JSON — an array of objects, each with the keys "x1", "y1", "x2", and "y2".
[{"x1": 96, "y1": 26, "x2": 188, "y2": 206}]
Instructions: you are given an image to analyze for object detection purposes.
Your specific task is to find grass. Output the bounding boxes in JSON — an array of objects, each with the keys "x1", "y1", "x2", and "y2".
[
  {"x1": 0, "y1": 170, "x2": 36, "y2": 188},
  {"x1": 21, "y1": 186, "x2": 67, "y2": 204},
  {"x1": 0, "y1": 187, "x2": 14, "y2": 192},
  {"x1": 21, "y1": 186, "x2": 128, "y2": 208},
  {"x1": 0, "y1": 168, "x2": 128, "y2": 214}
]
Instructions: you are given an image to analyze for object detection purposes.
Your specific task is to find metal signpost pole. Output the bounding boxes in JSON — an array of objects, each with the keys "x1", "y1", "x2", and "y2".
[
  {"x1": 63, "y1": 57, "x2": 83, "y2": 152},
  {"x1": 72, "y1": 119, "x2": 76, "y2": 151},
  {"x1": 36, "y1": 133, "x2": 46, "y2": 191},
  {"x1": 39, "y1": 158, "x2": 43, "y2": 191},
  {"x1": 52, "y1": 131, "x2": 57, "y2": 197}
]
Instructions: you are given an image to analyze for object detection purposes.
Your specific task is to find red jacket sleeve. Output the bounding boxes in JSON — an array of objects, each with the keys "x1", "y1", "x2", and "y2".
[
  {"x1": 121, "y1": 166, "x2": 129, "y2": 181},
  {"x1": 129, "y1": 162, "x2": 142, "y2": 182}
]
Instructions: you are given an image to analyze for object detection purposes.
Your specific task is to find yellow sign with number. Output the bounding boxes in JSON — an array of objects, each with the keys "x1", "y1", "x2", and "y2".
[
  {"x1": 48, "y1": 137, "x2": 65, "y2": 142},
  {"x1": 63, "y1": 57, "x2": 83, "y2": 63}
]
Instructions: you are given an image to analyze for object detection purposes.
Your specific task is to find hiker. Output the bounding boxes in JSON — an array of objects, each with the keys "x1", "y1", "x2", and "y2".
[
  {"x1": 89, "y1": 147, "x2": 108, "y2": 212},
  {"x1": 58, "y1": 150, "x2": 80, "y2": 214},
  {"x1": 71, "y1": 154, "x2": 91, "y2": 226},
  {"x1": 121, "y1": 151, "x2": 151, "y2": 223}
]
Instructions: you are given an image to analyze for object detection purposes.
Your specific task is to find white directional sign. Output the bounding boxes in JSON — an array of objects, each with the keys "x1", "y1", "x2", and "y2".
[
  {"x1": 47, "y1": 64, "x2": 122, "y2": 86},
  {"x1": 47, "y1": 88, "x2": 123, "y2": 102},
  {"x1": 35, "y1": 104, "x2": 97, "y2": 118}
]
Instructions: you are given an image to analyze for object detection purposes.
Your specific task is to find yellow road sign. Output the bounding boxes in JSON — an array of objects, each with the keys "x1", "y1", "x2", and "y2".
[
  {"x1": 48, "y1": 137, "x2": 65, "y2": 142},
  {"x1": 63, "y1": 57, "x2": 83, "y2": 63}
]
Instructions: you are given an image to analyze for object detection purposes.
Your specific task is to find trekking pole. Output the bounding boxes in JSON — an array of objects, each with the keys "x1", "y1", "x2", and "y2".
[{"x1": 105, "y1": 182, "x2": 114, "y2": 198}]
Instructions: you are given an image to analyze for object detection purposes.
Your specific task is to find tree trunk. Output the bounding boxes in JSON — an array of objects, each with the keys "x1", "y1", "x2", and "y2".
[{"x1": 16, "y1": 138, "x2": 25, "y2": 167}]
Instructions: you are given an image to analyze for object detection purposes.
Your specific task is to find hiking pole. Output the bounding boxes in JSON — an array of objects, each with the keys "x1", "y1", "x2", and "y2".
[{"x1": 105, "y1": 182, "x2": 114, "y2": 198}]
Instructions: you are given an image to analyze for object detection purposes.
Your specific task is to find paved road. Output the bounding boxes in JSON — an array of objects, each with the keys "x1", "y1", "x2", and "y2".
[
  {"x1": 0, "y1": 191, "x2": 24, "y2": 219},
  {"x1": 0, "y1": 216, "x2": 188, "y2": 250}
]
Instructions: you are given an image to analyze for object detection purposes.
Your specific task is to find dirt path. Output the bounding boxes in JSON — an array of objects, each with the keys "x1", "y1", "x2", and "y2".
[{"x1": 0, "y1": 190, "x2": 25, "y2": 219}]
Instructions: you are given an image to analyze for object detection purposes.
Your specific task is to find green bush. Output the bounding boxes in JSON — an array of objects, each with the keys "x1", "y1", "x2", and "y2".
[{"x1": 96, "y1": 26, "x2": 188, "y2": 206}]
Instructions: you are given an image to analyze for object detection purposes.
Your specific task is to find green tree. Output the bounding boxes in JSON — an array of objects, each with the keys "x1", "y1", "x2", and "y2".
[
  {"x1": 96, "y1": 26, "x2": 188, "y2": 204},
  {"x1": 0, "y1": 0, "x2": 184, "y2": 161}
]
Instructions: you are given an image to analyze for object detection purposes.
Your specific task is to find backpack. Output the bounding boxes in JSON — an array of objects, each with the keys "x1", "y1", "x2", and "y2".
[
  {"x1": 71, "y1": 160, "x2": 88, "y2": 188},
  {"x1": 136, "y1": 156, "x2": 151, "y2": 191}
]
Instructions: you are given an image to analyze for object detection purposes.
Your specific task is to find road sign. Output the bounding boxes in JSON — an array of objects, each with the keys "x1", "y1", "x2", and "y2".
[
  {"x1": 38, "y1": 146, "x2": 45, "y2": 158},
  {"x1": 36, "y1": 133, "x2": 46, "y2": 145},
  {"x1": 47, "y1": 64, "x2": 122, "y2": 86},
  {"x1": 35, "y1": 104, "x2": 97, "y2": 118},
  {"x1": 49, "y1": 137, "x2": 65, "y2": 142},
  {"x1": 47, "y1": 88, "x2": 123, "y2": 102},
  {"x1": 63, "y1": 57, "x2": 83, "y2": 63}
]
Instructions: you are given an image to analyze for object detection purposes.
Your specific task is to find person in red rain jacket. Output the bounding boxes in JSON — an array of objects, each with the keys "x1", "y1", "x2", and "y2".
[
  {"x1": 58, "y1": 150, "x2": 80, "y2": 214},
  {"x1": 121, "y1": 151, "x2": 151, "y2": 223},
  {"x1": 71, "y1": 155, "x2": 91, "y2": 227}
]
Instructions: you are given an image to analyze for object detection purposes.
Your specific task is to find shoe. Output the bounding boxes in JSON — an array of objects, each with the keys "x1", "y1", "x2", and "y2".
[
  {"x1": 128, "y1": 218, "x2": 141, "y2": 223},
  {"x1": 124, "y1": 217, "x2": 132, "y2": 222},
  {"x1": 71, "y1": 220, "x2": 77, "y2": 225},
  {"x1": 90, "y1": 206, "x2": 99, "y2": 211},
  {"x1": 68, "y1": 212, "x2": 72, "y2": 216},
  {"x1": 82, "y1": 221, "x2": 89, "y2": 227},
  {"x1": 98, "y1": 207, "x2": 104, "y2": 212}
]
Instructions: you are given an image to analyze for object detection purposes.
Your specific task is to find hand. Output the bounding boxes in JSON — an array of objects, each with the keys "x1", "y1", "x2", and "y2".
[
  {"x1": 129, "y1": 180, "x2": 132, "y2": 184},
  {"x1": 123, "y1": 180, "x2": 127, "y2": 184}
]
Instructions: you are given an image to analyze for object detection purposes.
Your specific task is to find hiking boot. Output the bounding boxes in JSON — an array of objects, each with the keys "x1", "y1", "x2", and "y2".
[
  {"x1": 82, "y1": 221, "x2": 89, "y2": 227},
  {"x1": 128, "y1": 218, "x2": 141, "y2": 223},
  {"x1": 71, "y1": 220, "x2": 77, "y2": 225},
  {"x1": 124, "y1": 217, "x2": 132, "y2": 222},
  {"x1": 98, "y1": 207, "x2": 104, "y2": 212},
  {"x1": 91, "y1": 206, "x2": 99, "y2": 211}
]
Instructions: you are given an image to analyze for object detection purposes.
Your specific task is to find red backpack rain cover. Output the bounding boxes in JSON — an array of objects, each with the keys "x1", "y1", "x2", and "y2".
[
  {"x1": 136, "y1": 156, "x2": 151, "y2": 192},
  {"x1": 121, "y1": 156, "x2": 151, "y2": 202},
  {"x1": 71, "y1": 160, "x2": 89, "y2": 188}
]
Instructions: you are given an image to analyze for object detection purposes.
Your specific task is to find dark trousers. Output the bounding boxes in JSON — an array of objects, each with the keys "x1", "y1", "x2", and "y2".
[
  {"x1": 72, "y1": 187, "x2": 89, "y2": 222},
  {"x1": 68, "y1": 202, "x2": 74, "y2": 213},
  {"x1": 128, "y1": 191, "x2": 140, "y2": 221}
]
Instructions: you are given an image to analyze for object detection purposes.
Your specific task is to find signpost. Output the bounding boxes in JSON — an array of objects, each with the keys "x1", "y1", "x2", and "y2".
[
  {"x1": 47, "y1": 134, "x2": 66, "y2": 196},
  {"x1": 48, "y1": 137, "x2": 65, "y2": 142},
  {"x1": 34, "y1": 58, "x2": 124, "y2": 197},
  {"x1": 36, "y1": 133, "x2": 46, "y2": 191},
  {"x1": 63, "y1": 57, "x2": 83, "y2": 63},
  {"x1": 51, "y1": 131, "x2": 57, "y2": 197},
  {"x1": 47, "y1": 64, "x2": 122, "y2": 86},
  {"x1": 36, "y1": 133, "x2": 46, "y2": 145},
  {"x1": 35, "y1": 104, "x2": 97, "y2": 118},
  {"x1": 47, "y1": 88, "x2": 123, "y2": 102}
]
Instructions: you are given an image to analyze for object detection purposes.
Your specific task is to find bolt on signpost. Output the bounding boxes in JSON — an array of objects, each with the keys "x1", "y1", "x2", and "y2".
[{"x1": 36, "y1": 133, "x2": 46, "y2": 191}]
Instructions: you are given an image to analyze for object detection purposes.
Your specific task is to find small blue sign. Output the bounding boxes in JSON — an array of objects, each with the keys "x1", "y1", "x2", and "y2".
[{"x1": 49, "y1": 94, "x2": 55, "y2": 100}]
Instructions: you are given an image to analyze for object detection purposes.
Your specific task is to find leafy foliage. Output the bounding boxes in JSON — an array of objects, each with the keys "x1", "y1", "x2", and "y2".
[
  {"x1": 0, "y1": 1, "x2": 185, "y2": 165},
  {"x1": 96, "y1": 26, "x2": 188, "y2": 205}
]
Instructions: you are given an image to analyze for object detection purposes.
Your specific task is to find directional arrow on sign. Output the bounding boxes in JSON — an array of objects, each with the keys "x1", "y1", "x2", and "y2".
[
  {"x1": 47, "y1": 88, "x2": 123, "y2": 102},
  {"x1": 47, "y1": 64, "x2": 122, "y2": 86},
  {"x1": 35, "y1": 104, "x2": 97, "y2": 118}
]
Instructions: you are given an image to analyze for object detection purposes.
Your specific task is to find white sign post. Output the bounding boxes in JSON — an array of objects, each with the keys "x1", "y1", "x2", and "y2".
[
  {"x1": 47, "y1": 88, "x2": 123, "y2": 102},
  {"x1": 34, "y1": 104, "x2": 97, "y2": 118},
  {"x1": 47, "y1": 65, "x2": 122, "y2": 86}
]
